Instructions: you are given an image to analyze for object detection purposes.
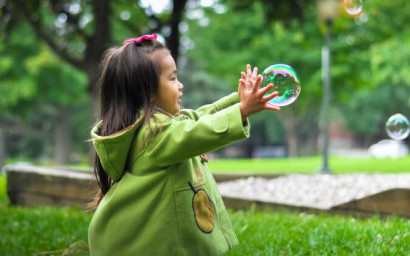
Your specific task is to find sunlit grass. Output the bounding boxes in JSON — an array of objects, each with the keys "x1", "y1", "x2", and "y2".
[
  {"x1": 0, "y1": 174, "x2": 8, "y2": 206},
  {"x1": 5, "y1": 155, "x2": 410, "y2": 174},
  {"x1": 208, "y1": 156, "x2": 410, "y2": 173}
]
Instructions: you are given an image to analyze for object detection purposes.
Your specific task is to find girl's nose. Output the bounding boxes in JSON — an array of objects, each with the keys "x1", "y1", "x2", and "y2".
[{"x1": 179, "y1": 81, "x2": 184, "y2": 90}]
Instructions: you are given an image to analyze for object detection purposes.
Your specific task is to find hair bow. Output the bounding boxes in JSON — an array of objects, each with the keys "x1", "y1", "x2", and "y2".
[{"x1": 123, "y1": 33, "x2": 157, "y2": 45}]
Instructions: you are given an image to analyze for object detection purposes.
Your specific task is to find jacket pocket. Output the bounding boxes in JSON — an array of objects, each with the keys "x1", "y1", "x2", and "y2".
[{"x1": 174, "y1": 185, "x2": 229, "y2": 255}]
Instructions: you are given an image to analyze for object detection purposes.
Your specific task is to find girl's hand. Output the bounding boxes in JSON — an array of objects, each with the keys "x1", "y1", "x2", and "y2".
[
  {"x1": 238, "y1": 64, "x2": 258, "y2": 96},
  {"x1": 238, "y1": 74, "x2": 280, "y2": 122}
]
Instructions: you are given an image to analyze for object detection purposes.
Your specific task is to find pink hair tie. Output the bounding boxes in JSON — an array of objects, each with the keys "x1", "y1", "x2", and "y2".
[{"x1": 123, "y1": 33, "x2": 157, "y2": 45}]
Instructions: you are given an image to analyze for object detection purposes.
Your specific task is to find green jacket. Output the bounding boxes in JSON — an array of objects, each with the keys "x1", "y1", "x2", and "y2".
[{"x1": 89, "y1": 93, "x2": 250, "y2": 256}]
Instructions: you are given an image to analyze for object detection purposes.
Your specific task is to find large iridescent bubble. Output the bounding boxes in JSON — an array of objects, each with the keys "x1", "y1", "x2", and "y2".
[
  {"x1": 385, "y1": 114, "x2": 410, "y2": 140},
  {"x1": 261, "y1": 64, "x2": 301, "y2": 107},
  {"x1": 344, "y1": 0, "x2": 363, "y2": 17}
]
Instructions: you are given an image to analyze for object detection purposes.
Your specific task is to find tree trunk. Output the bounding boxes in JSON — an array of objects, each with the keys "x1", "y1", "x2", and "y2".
[
  {"x1": 54, "y1": 106, "x2": 70, "y2": 165},
  {"x1": 168, "y1": 0, "x2": 188, "y2": 63},
  {"x1": 279, "y1": 107, "x2": 320, "y2": 157},
  {"x1": 279, "y1": 109, "x2": 300, "y2": 157},
  {"x1": 87, "y1": 68, "x2": 101, "y2": 165},
  {"x1": 287, "y1": 132, "x2": 298, "y2": 157}
]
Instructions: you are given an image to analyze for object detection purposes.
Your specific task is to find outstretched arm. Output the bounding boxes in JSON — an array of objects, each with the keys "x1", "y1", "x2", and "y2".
[
  {"x1": 138, "y1": 104, "x2": 249, "y2": 167},
  {"x1": 183, "y1": 92, "x2": 240, "y2": 119},
  {"x1": 183, "y1": 64, "x2": 265, "y2": 120}
]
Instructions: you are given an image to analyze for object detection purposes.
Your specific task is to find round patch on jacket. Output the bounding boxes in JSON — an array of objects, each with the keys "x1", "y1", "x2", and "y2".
[{"x1": 189, "y1": 182, "x2": 215, "y2": 233}]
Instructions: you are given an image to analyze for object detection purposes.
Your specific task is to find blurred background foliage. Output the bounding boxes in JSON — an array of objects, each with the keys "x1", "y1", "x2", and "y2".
[{"x1": 0, "y1": 0, "x2": 409, "y2": 166}]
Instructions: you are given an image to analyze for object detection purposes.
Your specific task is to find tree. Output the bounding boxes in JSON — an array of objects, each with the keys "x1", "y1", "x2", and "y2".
[
  {"x1": 184, "y1": 2, "x2": 323, "y2": 156},
  {"x1": 1, "y1": 0, "x2": 189, "y2": 164},
  {"x1": 332, "y1": 0, "x2": 410, "y2": 145},
  {"x1": 2, "y1": 0, "x2": 188, "y2": 93},
  {"x1": 0, "y1": 21, "x2": 88, "y2": 164},
  {"x1": 25, "y1": 44, "x2": 88, "y2": 164},
  {"x1": 183, "y1": 0, "x2": 410, "y2": 155},
  {"x1": 0, "y1": 23, "x2": 41, "y2": 166}
]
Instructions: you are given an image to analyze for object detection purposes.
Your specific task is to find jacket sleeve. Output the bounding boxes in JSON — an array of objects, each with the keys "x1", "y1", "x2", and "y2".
[
  {"x1": 179, "y1": 92, "x2": 240, "y2": 121},
  {"x1": 142, "y1": 103, "x2": 249, "y2": 167}
]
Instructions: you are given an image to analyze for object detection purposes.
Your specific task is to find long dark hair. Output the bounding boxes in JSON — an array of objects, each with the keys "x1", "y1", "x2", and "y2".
[{"x1": 89, "y1": 39, "x2": 169, "y2": 209}]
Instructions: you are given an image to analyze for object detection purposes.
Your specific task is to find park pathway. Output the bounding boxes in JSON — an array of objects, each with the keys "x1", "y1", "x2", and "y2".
[{"x1": 217, "y1": 173, "x2": 410, "y2": 210}]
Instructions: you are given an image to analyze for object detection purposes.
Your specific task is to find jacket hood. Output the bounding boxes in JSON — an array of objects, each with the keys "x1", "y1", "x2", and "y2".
[{"x1": 91, "y1": 121, "x2": 139, "y2": 181}]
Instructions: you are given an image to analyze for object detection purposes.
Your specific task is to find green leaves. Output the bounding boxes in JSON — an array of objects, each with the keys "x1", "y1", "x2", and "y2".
[
  {"x1": 370, "y1": 31, "x2": 410, "y2": 86},
  {"x1": 0, "y1": 24, "x2": 39, "y2": 116},
  {"x1": 184, "y1": 0, "x2": 410, "y2": 147},
  {"x1": 25, "y1": 44, "x2": 87, "y2": 105}
]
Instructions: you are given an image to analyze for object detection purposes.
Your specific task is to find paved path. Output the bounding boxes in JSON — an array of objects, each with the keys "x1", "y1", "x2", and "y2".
[{"x1": 217, "y1": 173, "x2": 410, "y2": 210}]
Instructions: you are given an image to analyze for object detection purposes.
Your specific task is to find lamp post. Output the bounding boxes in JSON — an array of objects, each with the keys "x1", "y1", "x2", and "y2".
[{"x1": 317, "y1": 0, "x2": 339, "y2": 173}]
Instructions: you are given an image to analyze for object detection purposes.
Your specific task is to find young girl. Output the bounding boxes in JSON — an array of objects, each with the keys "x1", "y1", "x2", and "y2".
[{"x1": 89, "y1": 33, "x2": 280, "y2": 256}]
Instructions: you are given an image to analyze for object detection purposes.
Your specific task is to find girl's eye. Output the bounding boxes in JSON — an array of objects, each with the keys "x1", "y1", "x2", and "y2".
[{"x1": 171, "y1": 77, "x2": 177, "y2": 81}]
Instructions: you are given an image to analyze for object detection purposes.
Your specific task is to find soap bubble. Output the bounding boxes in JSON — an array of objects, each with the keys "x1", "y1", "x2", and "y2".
[
  {"x1": 385, "y1": 114, "x2": 410, "y2": 140},
  {"x1": 344, "y1": 0, "x2": 363, "y2": 16},
  {"x1": 261, "y1": 64, "x2": 301, "y2": 107}
]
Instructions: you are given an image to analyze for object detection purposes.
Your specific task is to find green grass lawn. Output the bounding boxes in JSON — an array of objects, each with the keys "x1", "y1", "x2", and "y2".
[
  {"x1": 208, "y1": 156, "x2": 410, "y2": 173},
  {"x1": 227, "y1": 208, "x2": 410, "y2": 256},
  {"x1": 0, "y1": 175, "x2": 92, "y2": 256},
  {"x1": 1, "y1": 155, "x2": 410, "y2": 255}
]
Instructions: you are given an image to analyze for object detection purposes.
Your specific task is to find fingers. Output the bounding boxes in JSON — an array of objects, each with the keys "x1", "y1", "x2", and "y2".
[
  {"x1": 247, "y1": 65, "x2": 258, "y2": 81},
  {"x1": 263, "y1": 90, "x2": 279, "y2": 101},
  {"x1": 259, "y1": 82, "x2": 273, "y2": 95},
  {"x1": 264, "y1": 104, "x2": 281, "y2": 111},
  {"x1": 263, "y1": 91, "x2": 281, "y2": 111},
  {"x1": 241, "y1": 71, "x2": 251, "y2": 90},
  {"x1": 252, "y1": 75, "x2": 263, "y2": 93},
  {"x1": 246, "y1": 65, "x2": 252, "y2": 82},
  {"x1": 243, "y1": 64, "x2": 260, "y2": 91},
  {"x1": 238, "y1": 79, "x2": 247, "y2": 91},
  {"x1": 252, "y1": 67, "x2": 258, "y2": 78}
]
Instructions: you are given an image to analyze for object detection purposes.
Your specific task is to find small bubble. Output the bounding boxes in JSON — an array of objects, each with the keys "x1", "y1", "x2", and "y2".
[
  {"x1": 385, "y1": 114, "x2": 410, "y2": 140},
  {"x1": 120, "y1": 11, "x2": 131, "y2": 21},
  {"x1": 344, "y1": 0, "x2": 363, "y2": 16}
]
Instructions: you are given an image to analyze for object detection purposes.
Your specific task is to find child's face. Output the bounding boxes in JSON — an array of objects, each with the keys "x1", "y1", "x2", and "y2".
[{"x1": 157, "y1": 54, "x2": 183, "y2": 115}]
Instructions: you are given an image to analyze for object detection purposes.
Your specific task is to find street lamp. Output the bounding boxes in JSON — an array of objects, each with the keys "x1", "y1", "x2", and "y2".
[{"x1": 317, "y1": 0, "x2": 339, "y2": 173}]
